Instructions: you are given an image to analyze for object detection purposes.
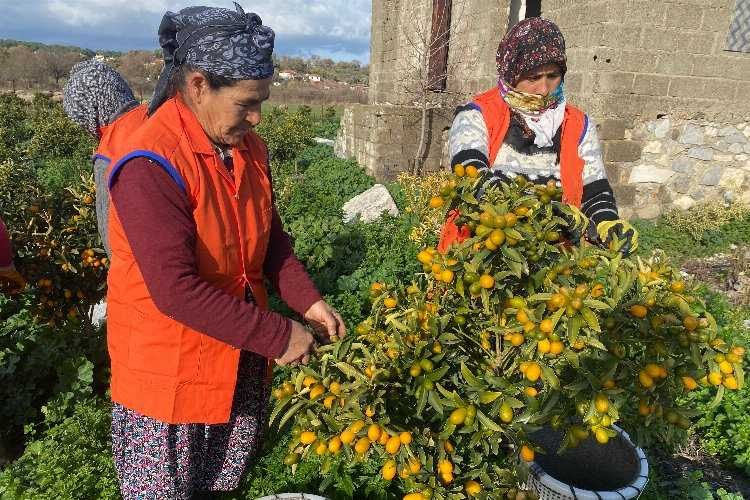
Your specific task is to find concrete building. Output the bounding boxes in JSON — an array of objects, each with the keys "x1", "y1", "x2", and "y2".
[{"x1": 336, "y1": 0, "x2": 750, "y2": 218}]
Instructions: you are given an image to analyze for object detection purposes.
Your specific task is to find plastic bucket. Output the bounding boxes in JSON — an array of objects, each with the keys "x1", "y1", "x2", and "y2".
[{"x1": 525, "y1": 425, "x2": 648, "y2": 499}]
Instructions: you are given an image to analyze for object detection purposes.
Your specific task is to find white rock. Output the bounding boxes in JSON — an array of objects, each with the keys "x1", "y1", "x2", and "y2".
[
  {"x1": 673, "y1": 195, "x2": 696, "y2": 211},
  {"x1": 736, "y1": 154, "x2": 748, "y2": 161},
  {"x1": 314, "y1": 137, "x2": 336, "y2": 146},
  {"x1": 643, "y1": 141, "x2": 663, "y2": 154},
  {"x1": 714, "y1": 154, "x2": 734, "y2": 162},
  {"x1": 653, "y1": 118, "x2": 671, "y2": 139},
  {"x1": 705, "y1": 126, "x2": 719, "y2": 137},
  {"x1": 628, "y1": 165, "x2": 675, "y2": 184},
  {"x1": 342, "y1": 184, "x2": 399, "y2": 223},
  {"x1": 678, "y1": 123, "x2": 704, "y2": 145},
  {"x1": 719, "y1": 168, "x2": 746, "y2": 188}
]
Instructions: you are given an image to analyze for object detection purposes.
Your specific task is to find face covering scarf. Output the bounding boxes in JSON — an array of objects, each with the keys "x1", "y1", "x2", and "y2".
[{"x1": 499, "y1": 80, "x2": 566, "y2": 148}]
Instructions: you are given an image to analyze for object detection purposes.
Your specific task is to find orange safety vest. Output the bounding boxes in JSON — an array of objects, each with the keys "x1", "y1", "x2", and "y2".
[
  {"x1": 94, "y1": 104, "x2": 149, "y2": 167},
  {"x1": 106, "y1": 96, "x2": 273, "y2": 424},
  {"x1": 438, "y1": 88, "x2": 588, "y2": 253}
]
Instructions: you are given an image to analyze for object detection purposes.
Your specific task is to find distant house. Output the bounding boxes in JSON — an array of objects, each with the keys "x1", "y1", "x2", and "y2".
[
  {"x1": 278, "y1": 70, "x2": 296, "y2": 80},
  {"x1": 306, "y1": 74, "x2": 322, "y2": 83}
]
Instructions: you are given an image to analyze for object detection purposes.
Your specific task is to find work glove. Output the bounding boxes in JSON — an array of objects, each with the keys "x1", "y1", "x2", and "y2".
[
  {"x1": 591, "y1": 219, "x2": 639, "y2": 256},
  {"x1": 551, "y1": 202, "x2": 590, "y2": 246},
  {"x1": 0, "y1": 266, "x2": 26, "y2": 295}
]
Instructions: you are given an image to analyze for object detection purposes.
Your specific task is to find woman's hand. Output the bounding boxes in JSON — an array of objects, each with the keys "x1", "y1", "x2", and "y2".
[
  {"x1": 303, "y1": 300, "x2": 346, "y2": 343},
  {"x1": 0, "y1": 266, "x2": 26, "y2": 295},
  {"x1": 275, "y1": 320, "x2": 316, "y2": 365}
]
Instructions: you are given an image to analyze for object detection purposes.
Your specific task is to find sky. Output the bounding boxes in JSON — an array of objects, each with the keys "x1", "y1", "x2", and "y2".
[{"x1": 0, "y1": 0, "x2": 372, "y2": 62}]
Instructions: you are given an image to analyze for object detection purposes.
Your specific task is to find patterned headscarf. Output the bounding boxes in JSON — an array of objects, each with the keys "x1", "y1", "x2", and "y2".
[
  {"x1": 63, "y1": 59, "x2": 138, "y2": 138},
  {"x1": 496, "y1": 17, "x2": 567, "y2": 87},
  {"x1": 148, "y1": 2, "x2": 275, "y2": 114}
]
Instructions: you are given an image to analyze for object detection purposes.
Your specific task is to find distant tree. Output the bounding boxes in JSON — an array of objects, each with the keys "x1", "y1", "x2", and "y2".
[
  {"x1": 37, "y1": 48, "x2": 85, "y2": 88},
  {"x1": 3, "y1": 45, "x2": 39, "y2": 91},
  {"x1": 117, "y1": 51, "x2": 162, "y2": 101}
]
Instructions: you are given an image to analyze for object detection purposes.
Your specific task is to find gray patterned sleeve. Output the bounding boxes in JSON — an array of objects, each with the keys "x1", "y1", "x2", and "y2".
[
  {"x1": 448, "y1": 106, "x2": 490, "y2": 171},
  {"x1": 579, "y1": 117, "x2": 619, "y2": 224}
]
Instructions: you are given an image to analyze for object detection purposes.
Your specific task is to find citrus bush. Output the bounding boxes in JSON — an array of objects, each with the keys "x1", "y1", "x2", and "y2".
[{"x1": 271, "y1": 170, "x2": 745, "y2": 500}]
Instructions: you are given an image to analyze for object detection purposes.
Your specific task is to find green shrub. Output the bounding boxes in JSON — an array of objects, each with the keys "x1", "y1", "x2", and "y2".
[
  {"x1": 0, "y1": 398, "x2": 120, "y2": 500},
  {"x1": 256, "y1": 106, "x2": 315, "y2": 163}
]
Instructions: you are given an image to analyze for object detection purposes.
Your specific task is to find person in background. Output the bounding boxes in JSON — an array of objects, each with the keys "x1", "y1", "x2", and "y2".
[
  {"x1": 63, "y1": 59, "x2": 148, "y2": 256},
  {"x1": 441, "y1": 17, "x2": 638, "y2": 255},
  {"x1": 105, "y1": 5, "x2": 345, "y2": 498},
  {"x1": 0, "y1": 216, "x2": 25, "y2": 295}
]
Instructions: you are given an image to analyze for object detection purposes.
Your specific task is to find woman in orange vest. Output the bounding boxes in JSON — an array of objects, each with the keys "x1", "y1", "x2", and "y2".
[
  {"x1": 105, "y1": 5, "x2": 345, "y2": 498},
  {"x1": 442, "y1": 17, "x2": 638, "y2": 255},
  {"x1": 63, "y1": 59, "x2": 148, "y2": 256}
]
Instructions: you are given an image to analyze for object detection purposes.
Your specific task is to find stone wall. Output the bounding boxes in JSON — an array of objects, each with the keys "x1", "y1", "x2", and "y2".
[
  {"x1": 544, "y1": 0, "x2": 750, "y2": 122},
  {"x1": 611, "y1": 118, "x2": 750, "y2": 219},
  {"x1": 335, "y1": 104, "x2": 453, "y2": 179}
]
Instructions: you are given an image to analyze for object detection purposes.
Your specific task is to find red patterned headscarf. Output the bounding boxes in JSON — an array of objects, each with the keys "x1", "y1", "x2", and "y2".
[{"x1": 496, "y1": 18, "x2": 567, "y2": 86}]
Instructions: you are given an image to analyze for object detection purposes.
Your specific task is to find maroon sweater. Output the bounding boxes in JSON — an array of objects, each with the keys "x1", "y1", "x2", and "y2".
[
  {"x1": 0, "y1": 216, "x2": 12, "y2": 267},
  {"x1": 110, "y1": 157, "x2": 322, "y2": 359}
]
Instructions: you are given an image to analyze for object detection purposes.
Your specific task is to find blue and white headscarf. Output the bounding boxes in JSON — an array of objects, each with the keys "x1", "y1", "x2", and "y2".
[
  {"x1": 63, "y1": 59, "x2": 138, "y2": 138},
  {"x1": 149, "y1": 2, "x2": 275, "y2": 114}
]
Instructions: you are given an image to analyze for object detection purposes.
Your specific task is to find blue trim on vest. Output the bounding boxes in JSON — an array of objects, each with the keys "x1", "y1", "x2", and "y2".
[
  {"x1": 466, "y1": 102, "x2": 482, "y2": 112},
  {"x1": 579, "y1": 114, "x2": 589, "y2": 145},
  {"x1": 92, "y1": 153, "x2": 111, "y2": 164},
  {"x1": 108, "y1": 150, "x2": 187, "y2": 193}
]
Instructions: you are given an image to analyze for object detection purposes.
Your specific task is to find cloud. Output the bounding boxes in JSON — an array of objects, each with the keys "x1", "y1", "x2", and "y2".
[{"x1": 0, "y1": 0, "x2": 371, "y2": 61}]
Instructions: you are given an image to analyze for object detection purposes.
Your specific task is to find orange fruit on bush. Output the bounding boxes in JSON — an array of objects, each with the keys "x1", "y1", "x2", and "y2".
[
  {"x1": 719, "y1": 361, "x2": 734, "y2": 375},
  {"x1": 550, "y1": 340, "x2": 564, "y2": 355},
  {"x1": 354, "y1": 437, "x2": 371, "y2": 454},
  {"x1": 479, "y1": 274, "x2": 495, "y2": 289},
  {"x1": 402, "y1": 494, "x2": 425, "y2": 500},
  {"x1": 525, "y1": 363, "x2": 542, "y2": 382},
  {"x1": 465, "y1": 165, "x2": 479, "y2": 178},
  {"x1": 629, "y1": 305, "x2": 648, "y2": 318},
  {"x1": 439, "y1": 269, "x2": 454, "y2": 283},
  {"x1": 594, "y1": 393, "x2": 610, "y2": 413},
  {"x1": 408, "y1": 458, "x2": 422, "y2": 474},
  {"x1": 315, "y1": 440, "x2": 328, "y2": 455},
  {"x1": 399, "y1": 431, "x2": 413, "y2": 445},
  {"x1": 300, "y1": 431, "x2": 317, "y2": 445},
  {"x1": 510, "y1": 333, "x2": 525, "y2": 346},
  {"x1": 328, "y1": 436, "x2": 342, "y2": 454},
  {"x1": 683, "y1": 316, "x2": 698, "y2": 331},
  {"x1": 537, "y1": 338, "x2": 551, "y2": 354},
  {"x1": 453, "y1": 164, "x2": 466, "y2": 177},
  {"x1": 417, "y1": 250, "x2": 433, "y2": 265},
  {"x1": 429, "y1": 196, "x2": 445, "y2": 209},
  {"x1": 489, "y1": 229, "x2": 506, "y2": 246},
  {"x1": 449, "y1": 407, "x2": 467, "y2": 425},
  {"x1": 524, "y1": 387, "x2": 538, "y2": 397},
  {"x1": 681, "y1": 376, "x2": 698, "y2": 390},
  {"x1": 385, "y1": 435, "x2": 401, "y2": 454},
  {"x1": 323, "y1": 395, "x2": 336, "y2": 409},
  {"x1": 383, "y1": 297, "x2": 398, "y2": 309},
  {"x1": 539, "y1": 319, "x2": 554, "y2": 334},
  {"x1": 723, "y1": 376, "x2": 739, "y2": 390},
  {"x1": 465, "y1": 480, "x2": 482, "y2": 496},
  {"x1": 638, "y1": 370, "x2": 655, "y2": 388},
  {"x1": 382, "y1": 459, "x2": 397, "y2": 480},
  {"x1": 367, "y1": 424, "x2": 381, "y2": 442},
  {"x1": 340, "y1": 429, "x2": 355, "y2": 445},
  {"x1": 309, "y1": 384, "x2": 325, "y2": 400},
  {"x1": 707, "y1": 372, "x2": 723, "y2": 386},
  {"x1": 520, "y1": 445, "x2": 535, "y2": 462}
]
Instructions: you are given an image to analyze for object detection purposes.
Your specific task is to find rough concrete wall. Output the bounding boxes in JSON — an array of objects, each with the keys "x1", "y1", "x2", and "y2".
[
  {"x1": 544, "y1": 0, "x2": 750, "y2": 122},
  {"x1": 446, "y1": 0, "x2": 511, "y2": 99},
  {"x1": 335, "y1": 104, "x2": 453, "y2": 179},
  {"x1": 369, "y1": 0, "x2": 513, "y2": 105}
]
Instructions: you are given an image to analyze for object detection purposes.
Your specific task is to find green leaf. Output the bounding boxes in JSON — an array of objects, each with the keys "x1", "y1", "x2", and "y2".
[
  {"x1": 540, "y1": 363, "x2": 560, "y2": 389},
  {"x1": 501, "y1": 246, "x2": 524, "y2": 263},
  {"x1": 334, "y1": 361, "x2": 368, "y2": 382},
  {"x1": 275, "y1": 399, "x2": 306, "y2": 430},
  {"x1": 416, "y1": 385, "x2": 428, "y2": 416},
  {"x1": 476, "y1": 408, "x2": 502, "y2": 432},
  {"x1": 710, "y1": 385, "x2": 725, "y2": 408},
  {"x1": 568, "y1": 316, "x2": 583, "y2": 343},
  {"x1": 461, "y1": 362, "x2": 483, "y2": 388},
  {"x1": 428, "y1": 390, "x2": 444, "y2": 415},
  {"x1": 479, "y1": 391, "x2": 503, "y2": 404},
  {"x1": 526, "y1": 293, "x2": 552, "y2": 303},
  {"x1": 584, "y1": 299, "x2": 611, "y2": 311},
  {"x1": 580, "y1": 308, "x2": 601, "y2": 332}
]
